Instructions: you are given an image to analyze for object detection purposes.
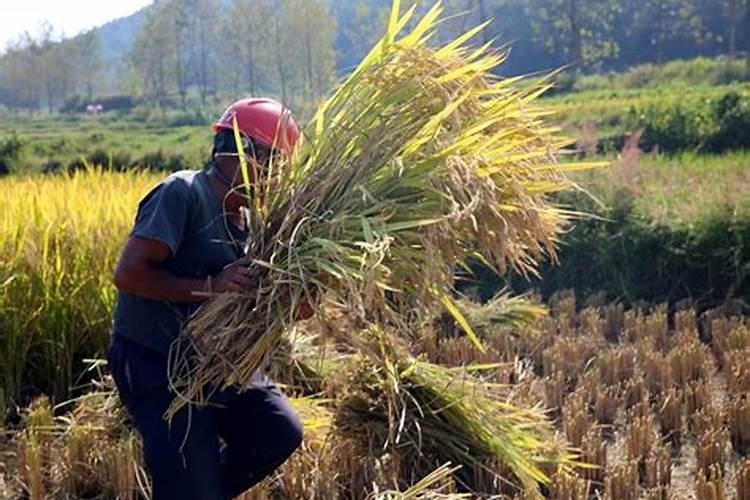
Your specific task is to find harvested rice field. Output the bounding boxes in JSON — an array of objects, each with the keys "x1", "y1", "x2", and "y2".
[{"x1": 1, "y1": 292, "x2": 749, "y2": 499}]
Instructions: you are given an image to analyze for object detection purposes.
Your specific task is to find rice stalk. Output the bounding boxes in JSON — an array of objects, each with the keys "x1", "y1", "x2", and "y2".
[{"x1": 167, "y1": 0, "x2": 597, "y2": 418}]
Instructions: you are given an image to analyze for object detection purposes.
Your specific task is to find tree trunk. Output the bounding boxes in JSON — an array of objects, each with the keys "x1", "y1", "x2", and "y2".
[
  {"x1": 305, "y1": 31, "x2": 315, "y2": 103},
  {"x1": 274, "y1": 15, "x2": 288, "y2": 104},
  {"x1": 655, "y1": 3, "x2": 665, "y2": 64},
  {"x1": 729, "y1": 0, "x2": 737, "y2": 58},
  {"x1": 247, "y1": 37, "x2": 256, "y2": 96},
  {"x1": 568, "y1": 0, "x2": 583, "y2": 65},
  {"x1": 477, "y1": 0, "x2": 488, "y2": 44}
]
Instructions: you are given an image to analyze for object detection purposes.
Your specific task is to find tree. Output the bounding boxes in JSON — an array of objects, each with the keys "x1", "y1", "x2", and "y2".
[
  {"x1": 72, "y1": 29, "x2": 102, "y2": 101},
  {"x1": 192, "y1": 0, "x2": 221, "y2": 104},
  {"x1": 285, "y1": 0, "x2": 337, "y2": 109},
  {"x1": 339, "y1": 1, "x2": 391, "y2": 71},
  {"x1": 529, "y1": 0, "x2": 621, "y2": 70},
  {"x1": 170, "y1": 0, "x2": 194, "y2": 109},
  {"x1": 632, "y1": 0, "x2": 707, "y2": 63},
  {"x1": 725, "y1": 0, "x2": 739, "y2": 58},
  {"x1": 225, "y1": 0, "x2": 274, "y2": 97},
  {"x1": 128, "y1": 3, "x2": 173, "y2": 106}
]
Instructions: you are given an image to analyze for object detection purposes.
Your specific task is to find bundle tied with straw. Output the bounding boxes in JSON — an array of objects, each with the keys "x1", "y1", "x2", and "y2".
[
  {"x1": 166, "y1": 0, "x2": 594, "y2": 418},
  {"x1": 332, "y1": 327, "x2": 576, "y2": 496}
]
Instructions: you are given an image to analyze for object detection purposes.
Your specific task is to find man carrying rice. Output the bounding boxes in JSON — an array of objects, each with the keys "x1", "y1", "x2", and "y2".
[{"x1": 107, "y1": 98, "x2": 307, "y2": 500}]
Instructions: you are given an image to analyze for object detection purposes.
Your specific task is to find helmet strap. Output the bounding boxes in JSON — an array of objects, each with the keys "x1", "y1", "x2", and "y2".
[{"x1": 210, "y1": 161, "x2": 236, "y2": 188}]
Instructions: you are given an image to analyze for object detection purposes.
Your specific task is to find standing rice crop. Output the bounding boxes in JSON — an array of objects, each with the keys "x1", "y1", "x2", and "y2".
[
  {"x1": 0, "y1": 168, "x2": 160, "y2": 403},
  {"x1": 167, "y1": 0, "x2": 595, "y2": 417}
]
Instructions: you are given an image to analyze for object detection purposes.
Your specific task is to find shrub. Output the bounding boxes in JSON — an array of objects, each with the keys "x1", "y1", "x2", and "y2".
[
  {"x1": 167, "y1": 108, "x2": 210, "y2": 127},
  {"x1": 136, "y1": 150, "x2": 188, "y2": 172},
  {"x1": 629, "y1": 91, "x2": 750, "y2": 154},
  {"x1": 707, "y1": 92, "x2": 750, "y2": 152},
  {"x1": 0, "y1": 132, "x2": 25, "y2": 173},
  {"x1": 495, "y1": 189, "x2": 750, "y2": 311},
  {"x1": 67, "y1": 150, "x2": 133, "y2": 172}
]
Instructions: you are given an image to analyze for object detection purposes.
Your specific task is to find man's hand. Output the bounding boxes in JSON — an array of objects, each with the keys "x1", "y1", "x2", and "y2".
[
  {"x1": 295, "y1": 288, "x2": 317, "y2": 320},
  {"x1": 211, "y1": 259, "x2": 254, "y2": 293},
  {"x1": 277, "y1": 283, "x2": 318, "y2": 320}
]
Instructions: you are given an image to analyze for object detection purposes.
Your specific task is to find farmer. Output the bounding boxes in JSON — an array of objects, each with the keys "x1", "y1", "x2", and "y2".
[{"x1": 107, "y1": 98, "x2": 305, "y2": 500}]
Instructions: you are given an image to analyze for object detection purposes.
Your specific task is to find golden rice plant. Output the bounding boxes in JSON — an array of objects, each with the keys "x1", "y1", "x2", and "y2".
[
  {"x1": 696, "y1": 465, "x2": 726, "y2": 500},
  {"x1": 598, "y1": 346, "x2": 637, "y2": 388},
  {"x1": 669, "y1": 338, "x2": 713, "y2": 387},
  {"x1": 737, "y1": 459, "x2": 750, "y2": 500},
  {"x1": 168, "y1": 0, "x2": 595, "y2": 417},
  {"x1": 625, "y1": 414, "x2": 658, "y2": 474},
  {"x1": 640, "y1": 350, "x2": 673, "y2": 398},
  {"x1": 674, "y1": 308, "x2": 698, "y2": 338},
  {"x1": 16, "y1": 429, "x2": 46, "y2": 500},
  {"x1": 644, "y1": 444, "x2": 671, "y2": 489},
  {"x1": 450, "y1": 290, "x2": 548, "y2": 338},
  {"x1": 603, "y1": 302, "x2": 624, "y2": 342},
  {"x1": 623, "y1": 374, "x2": 649, "y2": 411},
  {"x1": 562, "y1": 392, "x2": 591, "y2": 449},
  {"x1": 548, "y1": 291, "x2": 577, "y2": 333},
  {"x1": 697, "y1": 428, "x2": 729, "y2": 478},
  {"x1": 593, "y1": 384, "x2": 619, "y2": 427},
  {"x1": 727, "y1": 395, "x2": 750, "y2": 456},
  {"x1": 542, "y1": 337, "x2": 601, "y2": 383},
  {"x1": 549, "y1": 470, "x2": 589, "y2": 500},
  {"x1": 0, "y1": 168, "x2": 159, "y2": 401},
  {"x1": 604, "y1": 460, "x2": 638, "y2": 500},
  {"x1": 644, "y1": 486, "x2": 674, "y2": 500},
  {"x1": 579, "y1": 428, "x2": 606, "y2": 484},
  {"x1": 709, "y1": 317, "x2": 749, "y2": 368},
  {"x1": 543, "y1": 371, "x2": 567, "y2": 417},
  {"x1": 656, "y1": 388, "x2": 683, "y2": 445},
  {"x1": 684, "y1": 380, "x2": 714, "y2": 422},
  {"x1": 727, "y1": 348, "x2": 750, "y2": 396}
]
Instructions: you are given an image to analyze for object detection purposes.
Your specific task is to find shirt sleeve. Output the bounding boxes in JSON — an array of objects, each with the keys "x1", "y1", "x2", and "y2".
[{"x1": 130, "y1": 177, "x2": 191, "y2": 256}]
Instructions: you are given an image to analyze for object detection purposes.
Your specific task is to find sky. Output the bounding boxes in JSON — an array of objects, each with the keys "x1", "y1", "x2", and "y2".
[{"x1": 0, "y1": 0, "x2": 153, "y2": 51}]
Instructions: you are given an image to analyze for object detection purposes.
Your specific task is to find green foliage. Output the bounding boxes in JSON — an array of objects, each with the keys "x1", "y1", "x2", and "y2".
[
  {"x1": 529, "y1": 0, "x2": 621, "y2": 68},
  {"x1": 0, "y1": 114, "x2": 211, "y2": 174},
  {"x1": 707, "y1": 91, "x2": 750, "y2": 151},
  {"x1": 631, "y1": 90, "x2": 750, "y2": 153},
  {"x1": 568, "y1": 57, "x2": 748, "y2": 92},
  {"x1": 0, "y1": 132, "x2": 25, "y2": 174},
  {"x1": 631, "y1": 0, "x2": 709, "y2": 63},
  {"x1": 493, "y1": 188, "x2": 750, "y2": 310}
]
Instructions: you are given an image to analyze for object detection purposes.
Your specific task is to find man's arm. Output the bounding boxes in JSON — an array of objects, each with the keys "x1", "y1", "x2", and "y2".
[{"x1": 113, "y1": 236, "x2": 253, "y2": 302}]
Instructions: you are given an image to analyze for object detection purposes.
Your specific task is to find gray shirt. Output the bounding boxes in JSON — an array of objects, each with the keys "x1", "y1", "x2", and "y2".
[{"x1": 112, "y1": 169, "x2": 246, "y2": 354}]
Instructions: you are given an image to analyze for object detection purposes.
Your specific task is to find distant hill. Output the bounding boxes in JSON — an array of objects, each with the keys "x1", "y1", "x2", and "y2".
[{"x1": 97, "y1": 6, "x2": 150, "y2": 68}]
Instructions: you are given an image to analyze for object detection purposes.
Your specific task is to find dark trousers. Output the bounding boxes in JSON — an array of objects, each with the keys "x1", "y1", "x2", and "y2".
[{"x1": 107, "y1": 336, "x2": 303, "y2": 500}]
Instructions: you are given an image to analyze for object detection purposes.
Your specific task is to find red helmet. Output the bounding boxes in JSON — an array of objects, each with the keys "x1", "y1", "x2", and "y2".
[{"x1": 213, "y1": 98, "x2": 299, "y2": 154}]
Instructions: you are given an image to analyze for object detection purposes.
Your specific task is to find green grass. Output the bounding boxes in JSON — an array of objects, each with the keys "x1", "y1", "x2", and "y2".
[
  {"x1": 569, "y1": 56, "x2": 748, "y2": 92},
  {"x1": 544, "y1": 83, "x2": 750, "y2": 134},
  {"x1": 0, "y1": 113, "x2": 213, "y2": 173},
  {"x1": 570, "y1": 151, "x2": 750, "y2": 225}
]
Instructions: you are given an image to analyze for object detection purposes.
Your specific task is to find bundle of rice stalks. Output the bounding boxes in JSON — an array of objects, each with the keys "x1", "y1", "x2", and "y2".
[
  {"x1": 367, "y1": 463, "x2": 469, "y2": 499},
  {"x1": 332, "y1": 329, "x2": 575, "y2": 496},
  {"x1": 167, "y1": 0, "x2": 593, "y2": 416},
  {"x1": 439, "y1": 290, "x2": 548, "y2": 339}
]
